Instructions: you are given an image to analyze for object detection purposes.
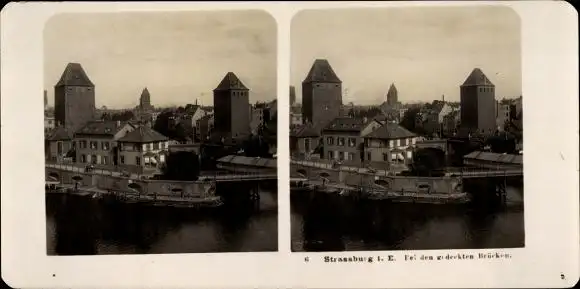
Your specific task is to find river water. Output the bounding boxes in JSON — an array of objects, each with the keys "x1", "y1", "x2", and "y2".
[
  {"x1": 291, "y1": 186, "x2": 524, "y2": 252},
  {"x1": 46, "y1": 189, "x2": 278, "y2": 255}
]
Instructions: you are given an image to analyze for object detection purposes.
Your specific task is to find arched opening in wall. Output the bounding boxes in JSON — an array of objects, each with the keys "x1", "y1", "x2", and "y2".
[
  {"x1": 374, "y1": 179, "x2": 391, "y2": 189},
  {"x1": 296, "y1": 169, "x2": 308, "y2": 178},
  {"x1": 319, "y1": 172, "x2": 330, "y2": 186},
  {"x1": 48, "y1": 172, "x2": 60, "y2": 182},
  {"x1": 128, "y1": 182, "x2": 142, "y2": 194}
]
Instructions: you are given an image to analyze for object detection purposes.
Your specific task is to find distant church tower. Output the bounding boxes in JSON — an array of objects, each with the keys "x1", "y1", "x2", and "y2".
[
  {"x1": 139, "y1": 87, "x2": 152, "y2": 111},
  {"x1": 213, "y1": 72, "x2": 250, "y2": 140},
  {"x1": 54, "y1": 63, "x2": 96, "y2": 132},
  {"x1": 460, "y1": 68, "x2": 496, "y2": 134},
  {"x1": 302, "y1": 59, "x2": 342, "y2": 126},
  {"x1": 386, "y1": 83, "x2": 398, "y2": 106}
]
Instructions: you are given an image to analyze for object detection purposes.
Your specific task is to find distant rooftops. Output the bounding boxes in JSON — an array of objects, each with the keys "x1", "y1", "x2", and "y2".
[
  {"x1": 303, "y1": 59, "x2": 342, "y2": 84},
  {"x1": 55, "y1": 63, "x2": 94, "y2": 87}
]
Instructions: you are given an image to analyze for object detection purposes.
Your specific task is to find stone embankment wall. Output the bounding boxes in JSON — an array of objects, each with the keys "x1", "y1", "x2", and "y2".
[
  {"x1": 292, "y1": 164, "x2": 462, "y2": 194},
  {"x1": 46, "y1": 168, "x2": 214, "y2": 198}
]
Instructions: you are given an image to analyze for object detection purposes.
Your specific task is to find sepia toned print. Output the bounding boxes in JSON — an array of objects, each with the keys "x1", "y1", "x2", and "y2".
[
  {"x1": 289, "y1": 7, "x2": 524, "y2": 252},
  {"x1": 43, "y1": 11, "x2": 278, "y2": 255}
]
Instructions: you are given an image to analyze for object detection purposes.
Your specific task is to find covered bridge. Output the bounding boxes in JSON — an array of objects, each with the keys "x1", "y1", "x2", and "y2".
[
  {"x1": 216, "y1": 155, "x2": 277, "y2": 173},
  {"x1": 463, "y1": 151, "x2": 522, "y2": 170}
]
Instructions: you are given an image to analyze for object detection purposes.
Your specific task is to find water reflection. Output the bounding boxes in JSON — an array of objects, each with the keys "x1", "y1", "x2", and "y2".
[
  {"x1": 291, "y1": 186, "x2": 524, "y2": 252},
  {"x1": 46, "y1": 189, "x2": 278, "y2": 255}
]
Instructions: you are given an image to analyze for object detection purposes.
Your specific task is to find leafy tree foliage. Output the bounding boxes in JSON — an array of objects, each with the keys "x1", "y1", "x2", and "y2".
[{"x1": 161, "y1": 151, "x2": 200, "y2": 181}]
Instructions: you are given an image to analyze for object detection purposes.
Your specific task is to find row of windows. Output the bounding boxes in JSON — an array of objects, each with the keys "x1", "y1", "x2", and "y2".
[
  {"x1": 79, "y1": 154, "x2": 142, "y2": 166},
  {"x1": 78, "y1": 140, "x2": 110, "y2": 151},
  {"x1": 80, "y1": 154, "x2": 110, "y2": 165},
  {"x1": 326, "y1": 136, "x2": 357, "y2": 147},
  {"x1": 364, "y1": 138, "x2": 413, "y2": 148},
  {"x1": 480, "y1": 87, "x2": 494, "y2": 93},
  {"x1": 327, "y1": 150, "x2": 356, "y2": 161}
]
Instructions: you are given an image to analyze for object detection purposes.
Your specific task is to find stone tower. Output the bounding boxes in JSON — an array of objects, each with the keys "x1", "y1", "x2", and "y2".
[
  {"x1": 386, "y1": 83, "x2": 398, "y2": 106},
  {"x1": 460, "y1": 68, "x2": 496, "y2": 134},
  {"x1": 302, "y1": 59, "x2": 342, "y2": 126},
  {"x1": 213, "y1": 72, "x2": 250, "y2": 140},
  {"x1": 54, "y1": 63, "x2": 96, "y2": 132}
]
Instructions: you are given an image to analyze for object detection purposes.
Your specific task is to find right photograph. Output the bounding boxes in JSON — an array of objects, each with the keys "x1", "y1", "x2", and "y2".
[{"x1": 289, "y1": 6, "x2": 524, "y2": 252}]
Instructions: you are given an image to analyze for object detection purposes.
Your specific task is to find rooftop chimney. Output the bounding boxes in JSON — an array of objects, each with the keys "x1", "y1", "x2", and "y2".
[{"x1": 116, "y1": 120, "x2": 121, "y2": 127}]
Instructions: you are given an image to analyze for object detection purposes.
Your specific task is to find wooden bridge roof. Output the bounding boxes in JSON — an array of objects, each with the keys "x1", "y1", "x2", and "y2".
[
  {"x1": 464, "y1": 151, "x2": 522, "y2": 165},
  {"x1": 217, "y1": 155, "x2": 277, "y2": 169}
]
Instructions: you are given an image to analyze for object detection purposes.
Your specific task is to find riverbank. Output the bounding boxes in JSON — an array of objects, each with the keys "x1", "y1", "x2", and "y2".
[{"x1": 46, "y1": 184, "x2": 223, "y2": 209}]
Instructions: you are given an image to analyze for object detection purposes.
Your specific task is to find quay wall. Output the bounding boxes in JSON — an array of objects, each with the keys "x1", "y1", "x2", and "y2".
[
  {"x1": 46, "y1": 168, "x2": 215, "y2": 198},
  {"x1": 292, "y1": 164, "x2": 462, "y2": 195}
]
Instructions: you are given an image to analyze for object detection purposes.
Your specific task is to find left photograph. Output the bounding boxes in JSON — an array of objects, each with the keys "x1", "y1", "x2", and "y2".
[{"x1": 44, "y1": 10, "x2": 278, "y2": 255}]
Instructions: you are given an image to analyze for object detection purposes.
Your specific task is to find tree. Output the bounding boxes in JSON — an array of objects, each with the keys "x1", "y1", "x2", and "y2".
[
  {"x1": 242, "y1": 134, "x2": 271, "y2": 157},
  {"x1": 161, "y1": 151, "x2": 200, "y2": 181},
  {"x1": 400, "y1": 107, "x2": 426, "y2": 135},
  {"x1": 486, "y1": 132, "x2": 517, "y2": 154},
  {"x1": 153, "y1": 111, "x2": 175, "y2": 138}
]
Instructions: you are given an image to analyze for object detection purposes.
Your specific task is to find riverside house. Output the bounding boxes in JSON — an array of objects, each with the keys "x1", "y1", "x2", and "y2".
[
  {"x1": 117, "y1": 125, "x2": 170, "y2": 174},
  {"x1": 74, "y1": 120, "x2": 136, "y2": 168},
  {"x1": 321, "y1": 117, "x2": 383, "y2": 164},
  {"x1": 45, "y1": 127, "x2": 75, "y2": 164},
  {"x1": 363, "y1": 122, "x2": 418, "y2": 166}
]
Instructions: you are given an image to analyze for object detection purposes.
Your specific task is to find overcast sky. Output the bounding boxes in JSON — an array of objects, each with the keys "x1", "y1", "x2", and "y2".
[
  {"x1": 44, "y1": 10, "x2": 276, "y2": 109},
  {"x1": 291, "y1": 6, "x2": 521, "y2": 105}
]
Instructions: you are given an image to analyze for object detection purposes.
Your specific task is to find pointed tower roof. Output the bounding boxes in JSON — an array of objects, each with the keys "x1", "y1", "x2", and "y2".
[
  {"x1": 462, "y1": 68, "x2": 494, "y2": 86},
  {"x1": 141, "y1": 87, "x2": 150, "y2": 98},
  {"x1": 388, "y1": 83, "x2": 397, "y2": 94},
  {"x1": 303, "y1": 59, "x2": 341, "y2": 84},
  {"x1": 214, "y1": 72, "x2": 249, "y2": 91},
  {"x1": 55, "y1": 63, "x2": 94, "y2": 87}
]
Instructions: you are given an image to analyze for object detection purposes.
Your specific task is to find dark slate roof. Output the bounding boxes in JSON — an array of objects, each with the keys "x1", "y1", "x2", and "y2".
[
  {"x1": 217, "y1": 155, "x2": 277, "y2": 169},
  {"x1": 118, "y1": 125, "x2": 168, "y2": 143},
  {"x1": 464, "y1": 151, "x2": 522, "y2": 165},
  {"x1": 303, "y1": 59, "x2": 342, "y2": 83},
  {"x1": 214, "y1": 72, "x2": 249, "y2": 91},
  {"x1": 323, "y1": 117, "x2": 367, "y2": 133},
  {"x1": 75, "y1": 120, "x2": 131, "y2": 136},
  {"x1": 290, "y1": 123, "x2": 321, "y2": 138},
  {"x1": 364, "y1": 122, "x2": 416, "y2": 139},
  {"x1": 55, "y1": 63, "x2": 94, "y2": 87},
  {"x1": 462, "y1": 68, "x2": 494, "y2": 86},
  {"x1": 46, "y1": 127, "x2": 74, "y2": 141}
]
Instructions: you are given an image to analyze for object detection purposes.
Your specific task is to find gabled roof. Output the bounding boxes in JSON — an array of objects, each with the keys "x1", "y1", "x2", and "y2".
[
  {"x1": 303, "y1": 59, "x2": 342, "y2": 84},
  {"x1": 462, "y1": 68, "x2": 494, "y2": 86},
  {"x1": 117, "y1": 125, "x2": 168, "y2": 143},
  {"x1": 46, "y1": 127, "x2": 74, "y2": 141},
  {"x1": 364, "y1": 122, "x2": 416, "y2": 140},
  {"x1": 214, "y1": 72, "x2": 249, "y2": 91},
  {"x1": 323, "y1": 117, "x2": 367, "y2": 133},
  {"x1": 55, "y1": 63, "x2": 94, "y2": 87},
  {"x1": 75, "y1": 120, "x2": 132, "y2": 136},
  {"x1": 290, "y1": 122, "x2": 321, "y2": 138}
]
